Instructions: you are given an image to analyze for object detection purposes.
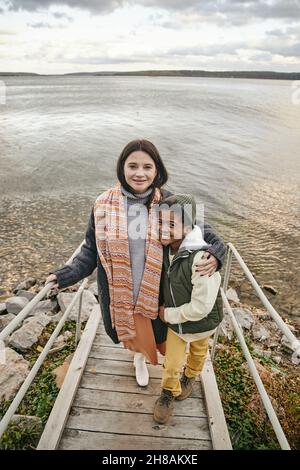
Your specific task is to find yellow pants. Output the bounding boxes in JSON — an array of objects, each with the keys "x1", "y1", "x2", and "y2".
[{"x1": 162, "y1": 328, "x2": 210, "y2": 396}]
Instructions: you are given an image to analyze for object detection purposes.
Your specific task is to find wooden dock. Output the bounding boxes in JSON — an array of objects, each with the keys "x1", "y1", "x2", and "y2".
[{"x1": 37, "y1": 306, "x2": 232, "y2": 450}]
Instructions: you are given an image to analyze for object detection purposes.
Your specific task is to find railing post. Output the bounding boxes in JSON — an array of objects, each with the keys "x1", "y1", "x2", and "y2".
[
  {"x1": 223, "y1": 248, "x2": 233, "y2": 293},
  {"x1": 75, "y1": 288, "x2": 84, "y2": 346},
  {"x1": 211, "y1": 247, "x2": 233, "y2": 362},
  {"x1": 210, "y1": 325, "x2": 220, "y2": 362}
]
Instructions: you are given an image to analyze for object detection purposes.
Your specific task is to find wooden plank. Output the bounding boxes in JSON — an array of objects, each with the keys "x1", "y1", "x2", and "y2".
[
  {"x1": 37, "y1": 305, "x2": 101, "y2": 450},
  {"x1": 65, "y1": 408, "x2": 211, "y2": 441},
  {"x1": 73, "y1": 388, "x2": 207, "y2": 418},
  {"x1": 93, "y1": 334, "x2": 123, "y2": 348},
  {"x1": 89, "y1": 344, "x2": 164, "y2": 364},
  {"x1": 85, "y1": 357, "x2": 163, "y2": 379},
  {"x1": 89, "y1": 344, "x2": 136, "y2": 361},
  {"x1": 60, "y1": 429, "x2": 212, "y2": 450},
  {"x1": 201, "y1": 353, "x2": 232, "y2": 450},
  {"x1": 80, "y1": 372, "x2": 203, "y2": 398}
]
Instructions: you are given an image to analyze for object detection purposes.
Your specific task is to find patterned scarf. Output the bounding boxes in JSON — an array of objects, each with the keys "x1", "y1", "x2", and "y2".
[{"x1": 94, "y1": 183, "x2": 163, "y2": 341}]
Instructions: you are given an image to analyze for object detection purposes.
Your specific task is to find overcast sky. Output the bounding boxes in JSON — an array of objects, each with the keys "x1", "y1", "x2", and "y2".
[{"x1": 0, "y1": 0, "x2": 300, "y2": 73}]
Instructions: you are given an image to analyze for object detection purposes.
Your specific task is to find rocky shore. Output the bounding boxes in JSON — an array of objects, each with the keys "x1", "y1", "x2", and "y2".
[{"x1": 0, "y1": 276, "x2": 99, "y2": 400}]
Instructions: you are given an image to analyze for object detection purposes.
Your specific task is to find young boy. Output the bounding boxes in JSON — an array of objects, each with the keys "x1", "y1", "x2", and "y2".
[{"x1": 154, "y1": 194, "x2": 223, "y2": 425}]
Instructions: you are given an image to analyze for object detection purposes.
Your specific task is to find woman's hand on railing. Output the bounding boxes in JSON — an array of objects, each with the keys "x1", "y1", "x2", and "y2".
[{"x1": 45, "y1": 274, "x2": 59, "y2": 289}]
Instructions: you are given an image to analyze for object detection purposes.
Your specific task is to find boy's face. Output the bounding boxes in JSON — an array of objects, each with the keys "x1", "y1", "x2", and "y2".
[{"x1": 159, "y1": 209, "x2": 185, "y2": 246}]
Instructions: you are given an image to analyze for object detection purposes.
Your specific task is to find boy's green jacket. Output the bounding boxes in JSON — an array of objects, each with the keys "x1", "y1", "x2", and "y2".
[{"x1": 161, "y1": 228, "x2": 224, "y2": 335}]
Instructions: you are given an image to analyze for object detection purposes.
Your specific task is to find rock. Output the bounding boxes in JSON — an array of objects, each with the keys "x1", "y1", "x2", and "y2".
[
  {"x1": 57, "y1": 290, "x2": 98, "y2": 321},
  {"x1": 45, "y1": 287, "x2": 60, "y2": 300},
  {"x1": 273, "y1": 355, "x2": 282, "y2": 364},
  {"x1": 280, "y1": 335, "x2": 294, "y2": 353},
  {"x1": 291, "y1": 350, "x2": 300, "y2": 365},
  {"x1": 0, "y1": 303, "x2": 7, "y2": 315},
  {"x1": 16, "y1": 290, "x2": 36, "y2": 301},
  {"x1": 46, "y1": 311, "x2": 64, "y2": 323},
  {"x1": 52, "y1": 353, "x2": 74, "y2": 388},
  {"x1": 28, "y1": 299, "x2": 56, "y2": 317},
  {"x1": 219, "y1": 314, "x2": 234, "y2": 340},
  {"x1": 13, "y1": 277, "x2": 36, "y2": 293},
  {"x1": 258, "y1": 313, "x2": 272, "y2": 321},
  {"x1": 9, "y1": 415, "x2": 43, "y2": 433},
  {"x1": 6, "y1": 296, "x2": 29, "y2": 315},
  {"x1": 0, "y1": 348, "x2": 30, "y2": 401},
  {"x1": 226, "y1": 288, "x2": 240, "y2": 303},
  {"x1": 49, "y1": 330, "x2": 73, "y2": 354},
  {"x1": 262, "y1": 284, "x2": 277, "y2": 295},
  {"x1": 269, "y1": 341, "x2": 280, "y2": 349},
  {"x1": 0, "y1": 313, "x2": 16, "y2": 332},
  {"x1": 253, "y1": 344, "x2": 264, "y2": 356},
  {"x1": 63, "y1": 331, "x2": 73, "y2": 341},
  {"x1": 8, "y1": 313, "x2": 51, "y2": 351},
  {"x1": 52, "y1": 335, "x2": 66, "y2": 349},
  {"x1": 88, "y1": 281, "x2": 98, "y2": 299},
  {"x1": 252, "y1": 324, "x2": 270, "y2": 342},
  {"x1": 253, "y1": 345, "x2": 273, "y2": 360},
  {"x1": 286, "y1": 324, "x2": 296, "y2": 332},
  {"x1": 232, "y1": 307, "x2": 254, "y2": 330},
  {"x1": 280, "y1": 336, "x2": 300, "y2": 365}
]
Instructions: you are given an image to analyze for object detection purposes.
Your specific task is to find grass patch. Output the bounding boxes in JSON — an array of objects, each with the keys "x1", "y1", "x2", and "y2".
[
  {"x1": 0, "y1": 320, "x2": 85, "y2": 450},
  {"x1": 214, "y1": 335, "x2": 300, "y2": 450}
]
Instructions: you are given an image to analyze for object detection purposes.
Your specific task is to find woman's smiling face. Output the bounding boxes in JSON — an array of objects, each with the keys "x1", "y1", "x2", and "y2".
[{"x1": 124, "y1": 151, "x2": 157, "y2": 194}]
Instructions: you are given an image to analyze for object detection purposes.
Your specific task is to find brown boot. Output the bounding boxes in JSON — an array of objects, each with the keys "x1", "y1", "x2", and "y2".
[
  {"x1": 175, "y1": 373, "x2": 195, "y2": 401},
  {"x1": 153, "y1": 389, "x2": 175, "y2": 424}
]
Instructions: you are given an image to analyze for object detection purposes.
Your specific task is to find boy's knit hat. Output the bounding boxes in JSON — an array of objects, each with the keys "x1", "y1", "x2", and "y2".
[{"x1": 159, "y1": 193, "x2": 196, "y2": 226}]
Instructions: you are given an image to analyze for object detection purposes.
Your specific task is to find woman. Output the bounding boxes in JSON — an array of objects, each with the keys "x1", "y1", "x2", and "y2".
[{"x1": 46, "y1": 139, "x2": 226, "y2": 387}]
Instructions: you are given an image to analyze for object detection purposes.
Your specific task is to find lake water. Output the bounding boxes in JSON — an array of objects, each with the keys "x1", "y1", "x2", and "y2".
[{"x1": 0, "y1": 76, "x2": 299, "y2": 322}]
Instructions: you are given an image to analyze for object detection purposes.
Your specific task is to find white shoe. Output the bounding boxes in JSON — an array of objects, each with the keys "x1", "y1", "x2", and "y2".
[{"x1": 133, "y1": 353, "x2": 149, "y2": 387}]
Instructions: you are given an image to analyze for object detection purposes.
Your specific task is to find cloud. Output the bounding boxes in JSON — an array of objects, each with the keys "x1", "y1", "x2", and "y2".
[
  {"x1": 165, "y1": 37, "x2": 300, "y2": 61},
  {"x1": 276, "y1": 43, "x2": 300, "y2": 57},
  {"x1": 3, "y1": 0, "x2": 300, "y2": 22},
  {"x1": 260, "y1": 26, "x2": 300, "y2": 58},
  {"x1": 55, "y1": 55, "x2": 146, "y2": 65},
  {"x1": 259, "y1": 41, "x2": 300, "y2": 59},
  {"x1": 28, "y1": 21, "x2": 51, "y2": 27},
  {"x1": 141, "y1": 0, "x2": 300, "y2": 20},
  {"x1": 267, "y1": 25, "x2": 300, "y2": 39},
  {"x1": 4, "y1": 0, "x2": 125, "y2": 14},
  {"x1": 25, "y1": 10, "x2": 74, "y2": 28},
  {"x1": 167, "y1": 42, "x2": 247, "y2": 58},
  {"x1": 52, "y1": 11, "x2": 73, "y2": 21}
]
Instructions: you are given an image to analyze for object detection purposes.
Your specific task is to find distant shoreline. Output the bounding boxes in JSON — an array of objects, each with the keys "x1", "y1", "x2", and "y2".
[{"x1": 1, "y1": 70, "x2": 300, "y2": 80}]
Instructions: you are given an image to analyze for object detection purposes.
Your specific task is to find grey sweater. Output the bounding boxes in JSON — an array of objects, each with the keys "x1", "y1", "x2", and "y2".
[{"x1": 121, "y1": 186, "x2": 152, "y2": 304}]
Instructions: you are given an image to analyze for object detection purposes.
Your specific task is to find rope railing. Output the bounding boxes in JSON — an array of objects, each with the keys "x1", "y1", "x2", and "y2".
[{"x1": 211, "y1": 243, "x2": 300, "y2": 450}]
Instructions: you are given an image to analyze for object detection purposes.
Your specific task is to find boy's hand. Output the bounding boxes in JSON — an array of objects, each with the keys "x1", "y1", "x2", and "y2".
[
  {"x1": 159, "y1": 306, "x2": 166, "y2": 322},
  {"x1": 195, "y1": 252, "x2": 218, "y2": 277}
]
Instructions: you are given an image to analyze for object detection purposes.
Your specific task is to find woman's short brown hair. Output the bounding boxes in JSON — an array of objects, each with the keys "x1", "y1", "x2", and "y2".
[{"x1": 116, "y1": 139, "x2": 168, "y2": 194}]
